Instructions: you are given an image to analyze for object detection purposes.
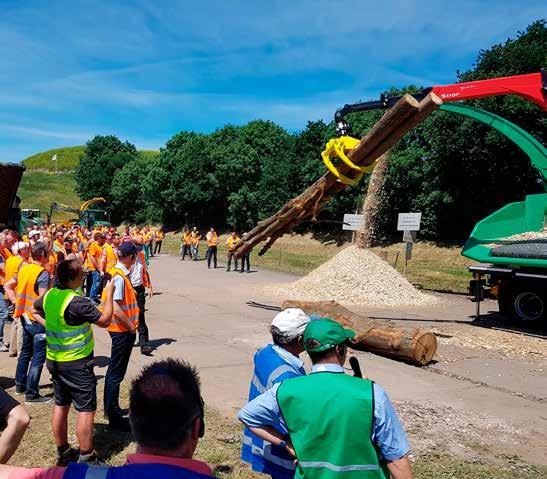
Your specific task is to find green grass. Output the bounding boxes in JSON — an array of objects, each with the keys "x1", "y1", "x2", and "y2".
[
  {"x1": 17, "y1": 171, "x2": 80, "y2": 222},
  {"x1": 22, "y1": 146, "x2": 160, "y2": 172},
  {"x1": 22, "y1": 146, "x2": 85, "y2": 172}
]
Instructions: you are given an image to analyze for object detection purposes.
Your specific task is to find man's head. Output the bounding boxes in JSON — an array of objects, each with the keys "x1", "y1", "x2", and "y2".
[
  {"x1": 5, "y1": 230, "x2": 16, "y2": 247},
  {"x1": 118, "y1": 242, "x2": 138, "y2": 267},
  {"x1": 112, "y1": 233, "x2": 120, "y2": 247},
  {"x1": 231, "y1": 231, "x2": 237, "y2": 237},
  {"x1": 31, "y1": 242, "x2": 49, "y2": 265},
  {"x1": 15, "y1": 242, "x2": 30, "y2": 259},
  {"x1": 303, "y1": 318, "x2": 355, "y2": 366},
  {"x1": 130, "y1": 359, "x2": 204, "y2": 457},
  {"x1": 270, "y1": 308, "x2": 311, "y2": 354},
  {"x1": 28, "y1": 230, "x2": 41, "y2": 243},
  {"x1": 210, "y1": 227, "x2": 215, "y2": 232},
  {"x1": 94, "y1": 233, "x2": 105, "y2": 245},
  {"x1": 56, "y1": 258, "x2": 84, "y2": 289}
]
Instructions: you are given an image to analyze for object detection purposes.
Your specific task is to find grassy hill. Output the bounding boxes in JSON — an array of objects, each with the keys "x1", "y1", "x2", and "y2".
[
  {"x1": 17, "y1": 171, "x2": 80, "y2": 222},
  {"x1": 22, "y1": 146, "x2": 160, "y2": 172}
]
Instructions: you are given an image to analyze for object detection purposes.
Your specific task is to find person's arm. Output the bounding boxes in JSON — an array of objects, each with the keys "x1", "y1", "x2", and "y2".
[
  {"x1": 89, "y1": 248, "x2": 100, "y2": 272},
  {"x1": 3, "y1": 278, "x2": 16, "y2": 304},
  {"x1": 145, "y1": 271, "x2": 153, "y2": 298},
  {"x1": 372, "y1": 384, "x2": 413, "y2": 479},
  {"x1": 95, "y1": 280, "x2": 114, "y2": 328},
  {"x1": 100, "y1": 249, "x2": 107, "y2": 273},
  {"x1": 0, "y1": 404, "x2": 30, "y2": 464}
]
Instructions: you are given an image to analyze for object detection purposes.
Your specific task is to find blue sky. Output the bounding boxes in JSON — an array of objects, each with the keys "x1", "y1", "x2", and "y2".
[{"x1": 0, "y1": 0, "x2": 544, "y2": 162}]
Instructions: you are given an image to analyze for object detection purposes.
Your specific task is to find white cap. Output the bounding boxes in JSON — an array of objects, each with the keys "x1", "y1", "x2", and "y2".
[
  {"x1": 271, "y1": 308, "x2": 311, "y2": 342},
  {"x1": 29, "y1": 230, "x2": 40, "y2": 238},
  {"x1": 12, "y1": 241, "x2": 29, "y2": 255}
]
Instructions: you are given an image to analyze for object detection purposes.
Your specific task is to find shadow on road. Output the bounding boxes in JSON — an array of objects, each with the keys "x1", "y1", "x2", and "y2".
[
  {"x1": 94, "y1": 356, "x2": 110, "y2": 368},
  {"x1": 94, "y1": 423, "x2": 132, "y2": 461},
  {"x1": 0, "y1": 377, "x2": 15, "y2": 389},
  {"x1": 147, "y1": 337, "x2": 177, "y2": 352},
  {"x1": 246, "y1": 301, "x2": 281, "y2": 312}
]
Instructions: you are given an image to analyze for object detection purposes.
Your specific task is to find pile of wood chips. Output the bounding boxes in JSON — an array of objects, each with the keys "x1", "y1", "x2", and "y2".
[{"x1": 268, "y1": 245, "x2": 436, "y2": 307}]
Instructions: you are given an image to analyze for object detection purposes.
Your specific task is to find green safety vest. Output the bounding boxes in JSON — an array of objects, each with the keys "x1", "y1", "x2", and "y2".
[
  {"x1": 277, "y1": 372, "x2": 389, "y2": 479},
  {"x1": 43, "y1": 288, "x2": 94, "y2": 362}
]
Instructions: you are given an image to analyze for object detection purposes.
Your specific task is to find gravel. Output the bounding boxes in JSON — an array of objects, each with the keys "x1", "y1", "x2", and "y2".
[{"x1": 267, "y1": 245, "x2": 436, "y2": 307}]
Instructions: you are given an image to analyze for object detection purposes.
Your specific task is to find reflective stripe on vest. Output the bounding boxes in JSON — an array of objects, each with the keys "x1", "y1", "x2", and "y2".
[
  {"x1": 14, "y1": 264, "x2": 45, "y2": 320},
  {"x1": 43, "y1": 288, "x2": 94, "y2": 362},
  {"x1": 63, "y1": 462, "x2": 215, "y2": 479},
  {"x1": 299, "y1": 462, "x2": 380, "y2": 472}
]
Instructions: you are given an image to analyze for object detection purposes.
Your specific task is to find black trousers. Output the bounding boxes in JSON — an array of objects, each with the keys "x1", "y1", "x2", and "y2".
[
  {"x1": 104, "y1": 331, "x2": 135, "y2": 420},
  {"x1": 154, "y1": 241, "x2": 162, "y2": 254},
  {"x1": 241, "y1": 252, "x2": 251, "y2": 272},
  {"x1": 226, "y1": 251, "x2": 238, "y2": 271},
  {"x1": 181, "y1": 244, "x2": 191, "y2": 260},
  {"x1": 206, "y1": 246, "x2": 217, "y2": 268},
  {"x1": 134, "y1": 285, "x2": 149, "y2": 344}
]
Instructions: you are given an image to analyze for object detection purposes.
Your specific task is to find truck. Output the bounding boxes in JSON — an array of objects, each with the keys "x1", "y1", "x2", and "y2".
[
  {"x1": 0, "y1": 163, "x2": 25, "y2": 233},
  {"x1": 47, "y1": 198, "x2": 111, "y2": 229},
  {"x1": 334, "y1": 71, "x2": 547, "y2": 324}
]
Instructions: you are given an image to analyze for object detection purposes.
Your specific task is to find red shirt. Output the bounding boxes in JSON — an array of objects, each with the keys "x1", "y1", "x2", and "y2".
[{"x1": 8, "y1": 453, "x2": 214, "y2": 479}]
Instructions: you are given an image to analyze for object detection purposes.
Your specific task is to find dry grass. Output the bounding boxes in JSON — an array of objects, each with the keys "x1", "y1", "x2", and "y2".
[{"x1": 163, "y1": 233, "x2": 472, "y2": 293}]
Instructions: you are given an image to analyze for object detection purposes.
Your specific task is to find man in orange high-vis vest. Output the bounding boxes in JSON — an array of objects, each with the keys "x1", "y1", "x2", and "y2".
[
  {"x1": 5, "y1": 242, "x2": 31, "y2": 356},
  {"x1": 205, "y1": 227, "x2": 219, "y2": 269},
  {"x1": 4, "y1": 243, "x2": 51, "y2": 404},
  {"x1": 0, "y1": 233, "x2": 13, "y2": 353},
  {"x1": 101, "y1": 234, "x2": 119, "y2": 274},
  {"x1": 102, "y1": 242, "x2": 139, "y2": 432}
]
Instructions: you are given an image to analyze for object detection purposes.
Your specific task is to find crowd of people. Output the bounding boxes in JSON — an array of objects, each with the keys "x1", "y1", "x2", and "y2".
[
  {"x1": 180, "y1": 226, "x2": 252, "y2": 273},
  {"x1": 0, "y1": 223, "x2": 414, "y2": 479}
]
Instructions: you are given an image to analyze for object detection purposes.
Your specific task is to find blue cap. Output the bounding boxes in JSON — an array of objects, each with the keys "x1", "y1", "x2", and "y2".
[{"x1": 118, "y1": 242, "x2": 138, "y2": 257}]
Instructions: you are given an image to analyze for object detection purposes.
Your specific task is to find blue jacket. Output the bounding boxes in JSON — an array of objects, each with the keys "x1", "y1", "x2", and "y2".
[
  {"x1": 241, "y1": 344, "x2": 305, "y2": 479},
  {"x1": 63, "y1": 463, "x2": 214, "y2": 479}
]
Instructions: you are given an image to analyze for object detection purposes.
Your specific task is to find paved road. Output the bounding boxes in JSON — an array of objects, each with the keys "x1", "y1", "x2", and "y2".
[{"x1": 1, "y1": 254, "x2": 545, "y2": 463}]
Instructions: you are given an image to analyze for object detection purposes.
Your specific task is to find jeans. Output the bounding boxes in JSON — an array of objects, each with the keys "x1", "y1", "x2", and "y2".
[
  {"x1": 206, "y1": 246, "x2": 217, "y2": 268},
  {"x1": 227, "y1": 252, "x2": 238, "y2": 271},
  {"x1": 0, "y1": 289, "x2": 8, "y2": 344},
  {"x1": 88, "y1": 271, "x2": 101, "y2": 301},
  {"x1": 134, "y1": 285, "x2": 148, "y2": 345},
  {"x1": 191, "y1": 245, "x2": 199, "y2": 261},
  {"x1": 143, "y1": 244, "x2": 150, "y2": 265},
  {"x1": 154, "y1": 241, "x2": 162, "y2": 255},
  {"x1": 104, "y1": 331, "x2": 135, "y2": 419},
  {"x1": 241, "y1": 252, "x2": 251, "y2": 272},
  {"x1": 16, "y1": 319, "x2": 46, "y2": 398}
]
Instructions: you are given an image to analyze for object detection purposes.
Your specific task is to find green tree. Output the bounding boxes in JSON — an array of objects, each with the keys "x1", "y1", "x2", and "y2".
[{"x1": 75, "y1": 135, "x2": 138, "y2": 202}]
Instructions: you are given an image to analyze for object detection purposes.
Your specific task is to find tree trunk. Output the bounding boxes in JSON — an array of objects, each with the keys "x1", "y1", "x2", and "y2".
[
  {"x1": 282, "y1": 300, "x2": 437, "y2": 366},
  {"x1": 356, "y1": 152, "x2": 391, "y2": 248}
]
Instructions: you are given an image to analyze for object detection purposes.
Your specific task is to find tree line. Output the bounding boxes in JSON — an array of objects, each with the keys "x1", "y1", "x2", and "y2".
[{"x1": 75, "y1": 20, "x2": 546, "y2": 241}]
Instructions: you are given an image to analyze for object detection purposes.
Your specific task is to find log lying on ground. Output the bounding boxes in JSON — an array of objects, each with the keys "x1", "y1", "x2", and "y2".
[
  {"x1": 235, "y1": 93, "x2": 442, "y2": 257},
  {"x1": 282, "y1": 300, "x2": 437, "y2": 366}
]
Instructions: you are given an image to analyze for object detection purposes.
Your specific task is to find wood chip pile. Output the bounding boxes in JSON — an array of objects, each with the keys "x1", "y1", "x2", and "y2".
[{"x1": 268, "y1": 246, "x2": 436, "y2": 307}]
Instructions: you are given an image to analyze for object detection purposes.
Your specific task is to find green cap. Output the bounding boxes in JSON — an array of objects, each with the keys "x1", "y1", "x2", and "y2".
[{"x1": 303, "y1": 318, "x2": 355, "y2": 353}]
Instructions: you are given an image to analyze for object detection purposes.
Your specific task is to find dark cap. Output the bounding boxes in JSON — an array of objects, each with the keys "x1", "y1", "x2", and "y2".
[{"x1": 118, "y1": 242, "x2": 138, "y2": 257}]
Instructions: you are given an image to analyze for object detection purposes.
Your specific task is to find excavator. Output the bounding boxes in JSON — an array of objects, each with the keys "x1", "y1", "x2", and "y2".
[
  {"x1": 47, "y1": 197, "x2": 111, "y2": 228},
  {"x1": 327, "y1": 71, "x2": 547, "y2": 323}
]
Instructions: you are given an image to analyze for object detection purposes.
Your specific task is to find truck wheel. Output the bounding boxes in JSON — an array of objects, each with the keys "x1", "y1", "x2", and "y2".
[{"x1": 508, "y1": 283, "x2": 546, "y2": 323}]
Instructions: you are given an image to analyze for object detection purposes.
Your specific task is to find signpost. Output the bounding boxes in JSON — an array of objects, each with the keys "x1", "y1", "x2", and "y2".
[
  {"x1": 52, "y1": 154, "x2": 58, "y2": 174},
  {"x1": 342, "y1": 213, "x2": 366, "y2": 231},
  {"x1": 398, "y1": 213, "x2": 421, "y2": 272}
]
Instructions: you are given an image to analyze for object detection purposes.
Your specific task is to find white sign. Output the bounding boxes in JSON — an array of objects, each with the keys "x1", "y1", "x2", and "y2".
[
  {"x1": 52, "y1": 154, "x2": 57, "y2": 161},
  {"x1": 397, "y1": 212, "x2": 421, "y2": 231},
  {"x1": 342, "y1": 213, "x2": 366, "y2": 231}
]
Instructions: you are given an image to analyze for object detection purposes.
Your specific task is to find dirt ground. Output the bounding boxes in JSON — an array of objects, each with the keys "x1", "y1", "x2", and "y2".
[{"x1": 0, "y1": 253, "x2": 545, "y2": 471}]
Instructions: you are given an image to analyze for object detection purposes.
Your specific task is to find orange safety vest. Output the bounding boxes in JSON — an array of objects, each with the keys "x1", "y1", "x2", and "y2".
[
  {"x1": 183, "y1": 232, "x2": 192, "y2": 245},
  {"x1": 102, "y1": 243, "x2": 118, "y2": 273},
  {"x1": 226, "y1": 236, "x2": 240, "y2": 251},
  {"x1": 53, "y1": 239, "x2": 67, "y2": 257},
  {"x1": 4, "y1": 256, "x2": 24, "y2": 299},
  {"x1": 156, "y1": 231, "x2": 164, "y2": 241},
  {"x1": 137, "y1": 251, "x2": 150, "y2": 288},
  {"x1": 207, "y1": 232, "x2": 219, "y2": 247},
  {"x1": 191, "y1": 232, "x2": 200, "y2": 245},
  {"x1": 85, "y1": 242, "x2": 102, "y2": 271},
  {"x1": 103, "y1": 266, "x2": 139, "y2": 333},
  {"x1": 0, "y1": 247, "x2": 13, "y2": 285},
  {"x1": 14, "y1": 263, "x2": 46, "y2": 320}
]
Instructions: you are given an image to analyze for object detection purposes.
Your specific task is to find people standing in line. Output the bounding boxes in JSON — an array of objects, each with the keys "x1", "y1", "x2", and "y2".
[
  {"x1": 205, "y1": 227, "x2": 218, "y2": 269},
  {"x1": 84, "y1": 233, "x2": 105, "y2": 304},
  {"x1": 0, "y1": 388, "x2": 30, "y2": 464},
  {"x1": 102, "y1": 242, "x2": 139, "y2": 432},
  {"x1": 226, "y1": 231, "x2": 240, "y2": 272},
  {"x1": 0, "y1": 233, "x2": 13, "y2": 353},
  {"x1": 0, "y1": 359, "x2": 215, "y2": 478},
  {"x1": 4, "y1": 243, "x2": 52, "y2": 404},
  {"x1": 132, "y1": 245, "x2": 153, "y2": 355},
  {"x1": 190, "y1": 227, "x2": 201, "y2": 261},
  {"x1": 154, "y1": 227, "x2": 164, "y2": 255},
  {"x1": 239, "y1": 318, "x2": 414, "y2": 479},
  {"x1": 32, "y1": 258, "x2": 115, "y2": 465},
  {"x1": 5, "y1": 242, "x2": 31, "y2": 357},
  {"x1": 242, "y1": 309, "x2": 311, "y2": 479},
  {"x1": 181, "y1": 226, "x2": 192, "y2": 260}
]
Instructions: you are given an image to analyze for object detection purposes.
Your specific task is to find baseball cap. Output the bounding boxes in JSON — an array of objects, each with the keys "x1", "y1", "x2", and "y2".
[
  {"x1": 118, "y1": 242, "x2": 138, "y2": 257},
  {"x1": 303, "y1": 318, "x2": 355, "y2": 353},
  {"x1": 270, "y1": 308, "x2": 310, "y2": 342},
  {"x1": 29, "y1": 230, "x2": 40, "y2": 239}
]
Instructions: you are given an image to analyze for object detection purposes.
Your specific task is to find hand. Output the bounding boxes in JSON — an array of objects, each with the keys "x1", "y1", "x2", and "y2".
[
  {"x1": 284, "y1": 440, "x2": 297, "y2": 460},
  {"x1": 104, "y1": 279, "x2": 115, "y2": 294},
  {"x1": 148, "y1": 288, "x2": 154, "y2": 299},
  {"x1": 129, "y1": 325, "x2": 137, "y2": 335}
]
